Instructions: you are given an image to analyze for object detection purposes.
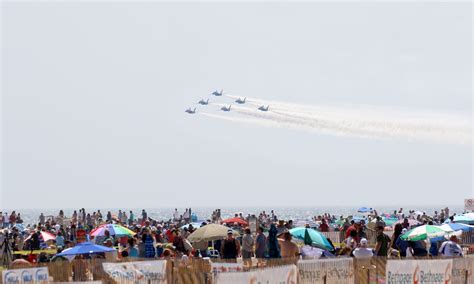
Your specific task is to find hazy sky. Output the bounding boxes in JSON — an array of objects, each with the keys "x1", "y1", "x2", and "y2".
[{"x1": 2, "y1": 2, "x2": 472, "y2": 209}]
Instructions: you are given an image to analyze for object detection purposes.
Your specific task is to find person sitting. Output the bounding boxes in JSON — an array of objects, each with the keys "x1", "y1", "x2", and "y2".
[
  {"x1": 439, "y1": 235, "x2": 463, "y2": 257},
  {"x1": 278, "y1": 232, "x2": 299, "y2": 258},
  {"x1": 353, "y1": 238, "x2": 373, "y2": 258}
]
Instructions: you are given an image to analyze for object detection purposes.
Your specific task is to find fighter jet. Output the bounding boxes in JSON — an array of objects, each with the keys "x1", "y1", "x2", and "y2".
[
  {"x1": 235, "y1": 97, "x2": 246, "y2": 104},
  {"x1": 258, "y1": 105, "x2": 269, "y2": 111},
  {"x1": 185, "y1": 107, "x2": 196, "y2": 114},
  {"x1": 212, "y1": 90, "x2": 223, "y2": 96},
  {"x1": 220, "y1": 105, "x2": 231, "y2": 112},
  {"x1": 198, "y1": 98, "x2": 209, "y2": 105}
]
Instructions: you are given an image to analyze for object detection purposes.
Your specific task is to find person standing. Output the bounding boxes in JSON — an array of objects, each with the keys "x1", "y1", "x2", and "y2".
[
  {"x1": 183, "y1": 209, "x2": 190, "y2": 224},
  {"x1": 9, "y1": 211, "x2": 17, "y2": 226},
  {"x1": 39, "y1": 213, "x2": 45, "y2": 226},
  {"x1": 344, "y1": 230, "x2": 358, "y2": 250},
  {"x1": 241, "y1": 228, "x2": 254, "y2": 265},
  {"x1": 319, "y1": 219, "x2": 329, "y2": 232},
  {"x1": 121, "y1": 211, "x2": 128, "y2": 224},
  {"x1": 86, "y1": 214, "x2": 93, "y2": 228},
  {"x1": 4, "y1": 212, "x2": 10, "y2": 228},
  {"x1": 129, "y1": 211, "x2": 134, "y2": 226},
  {"x1": 267, "y1": 224, "x2": 281, "y2": 259},
  {"x1": 255, "y1": 227, "x2": 267, "y2": 259},
  {"x1": 439, "y1": 235, "x2": 463, "y2": 257},
  {"x1": 221, "y1": 229, "x2": 240, "y2": 262},
  {"x1": 56, "y1": 231, "x2": 65, "y2": 249},
  {"x1": 173, "y1": 209, "x2": 180, "y2": 223},
  {"x1": 118, "y1": 210, "x2": 123, "y2": 223},
  {"x1": 375, "y1": 225, "x2": 391, "y2": 257},
  {"x1": 142, "y1": 229, "x2": 156, "y2": 258},
  {"x1": 81, "y1": 209, "x2": 86, "y2": 224}
]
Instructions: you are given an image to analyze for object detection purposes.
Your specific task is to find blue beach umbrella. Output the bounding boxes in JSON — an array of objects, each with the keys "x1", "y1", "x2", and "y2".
[
  {"x1": 12, "y1": 224, "x2": 27, "y2": 233},
  {"x1": 289, "y1": 227, "x2": 334, "y2": 251},
  {"x1": 357, "y1": 207, "x2": 373, "y2": 213},
  {"x1": 445, "y1": 215, "x2": 474, "y2": 225},
  {"x1": 57, "y1": 242, "x2": 114, "y2": 256},
  {"x1": 440, "y1": 223, "x2": 474, "y2": 233}
]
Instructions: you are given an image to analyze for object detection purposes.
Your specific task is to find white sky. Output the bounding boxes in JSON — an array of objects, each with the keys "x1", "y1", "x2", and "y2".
[{"x1": 1, "y1": 1, "x2": 472, "y2": 209}]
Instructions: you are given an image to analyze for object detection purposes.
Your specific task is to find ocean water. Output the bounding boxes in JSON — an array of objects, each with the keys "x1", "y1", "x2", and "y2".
[{"x1": 4, "y1": 206, "x2": 465, "y2": 227}]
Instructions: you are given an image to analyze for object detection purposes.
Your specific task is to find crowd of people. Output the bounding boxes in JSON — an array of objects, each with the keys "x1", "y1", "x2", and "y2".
[{"x1": 0, "y1": 206, "x2": 469, "y2": 267}]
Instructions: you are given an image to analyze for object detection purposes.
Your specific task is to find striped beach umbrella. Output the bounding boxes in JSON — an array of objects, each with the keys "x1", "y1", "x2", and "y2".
[
  {"x1": 25, "y1": 231, "x2": 56, "y2": 242},
  {"x1": 400, "y1": 225, "x2": 450, "y2": 241},
  {"x1": 25, "y1": 231, "x2": 56, "y2": 249},
  {"x1": 90, "y1": 224, "x2": 136, "y2": 237}
]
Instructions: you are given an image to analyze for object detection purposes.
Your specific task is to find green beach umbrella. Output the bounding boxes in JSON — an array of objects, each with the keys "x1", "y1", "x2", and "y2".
[
  {"x1": 382, "y1": 217, "x2": 398, "y2": 226},
  {"x1": 400, "y1": 225, "x2": 450, "y2": 241}
]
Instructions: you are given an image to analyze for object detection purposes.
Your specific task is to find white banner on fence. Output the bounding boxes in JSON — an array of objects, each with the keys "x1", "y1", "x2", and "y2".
[
  {"x1": 211, "y1": 262, "x2": 244, "y2": 274},
  {"x1": 452, "y1": 257, "x2": 473, "y2": 284},
  {"x1": 215, "y1": 264, "x2": 297, "y2": 284},
  {"x1": 103, "y1": 260, "x2": 167, "y2": 283},
  {"x1": 298, "y1": 258, "x2": 354, "y2": 284},
  {"x1": 2, "y1": 267, "x2": 50, "y2": 284},
  {"x1": 386, "y1": 259, "x2": 453, "y2": 284}
]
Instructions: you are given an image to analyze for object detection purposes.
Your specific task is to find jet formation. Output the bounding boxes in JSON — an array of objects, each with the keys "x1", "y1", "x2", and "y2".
[{"x1": 184, "y1": 89, "x2": 269, "y2": 114}]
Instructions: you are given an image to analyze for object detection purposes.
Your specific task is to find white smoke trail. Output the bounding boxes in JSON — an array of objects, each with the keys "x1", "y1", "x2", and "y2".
[
  {"x1": 207, "y1": 99, "x2": 472, "y2": 144},
  {"x1": 199, "y1": 112, "x2": 284, "y2": 129}
]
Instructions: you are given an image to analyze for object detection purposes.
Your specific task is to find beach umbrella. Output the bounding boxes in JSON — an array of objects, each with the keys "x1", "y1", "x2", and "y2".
[
  {"x1": 289, "y1": 227, "x2": 334, "y2": 251},
  {"x1": 56, "y1": 242, "x2": 114, "y2": 256},
  {"x1": 382, "y1": 217, "x2": 398, "y2": 226},
  {"x1": 357, "y1": 207, "x2": 373, "y2": 213},
  {"x1": 352, "y1": 216, "x2": 367, "y2": 223},
  {"x1": 400, "y1": 225, "x2": 450, "y2": 241},
  {"x1": 187, "y1": 224, "x2": 239, "y2": 242},
  {"x1": 221, "y1": 217, "x2": 248, "y2": 226},
  {"x1": 12, "y1": 224, "x2": 27, "y2": 232},
  {"x1": 464, "y1": 212, "x2": 474, "y2": 219},
  {"x1": 25, "y1": 231, "x2": 56, "y2": 242},
  {"x1": 439, "y1": 223, "x2": 474, "y2": 233},
  {"x1": 89, "y1": 224, "x2": 136, "y2": 238},
  {"x1": 446, "y1": 214, "x2": 474, "y2": 225}
]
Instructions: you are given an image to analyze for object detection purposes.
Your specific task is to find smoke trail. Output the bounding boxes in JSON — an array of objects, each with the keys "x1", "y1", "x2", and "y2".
[
  {"x1": 207, "y1": 98, "x2": 471, "y2": 144},
  {"x1": 199, "y1": 112, "x2": 283, "y2": 129}
]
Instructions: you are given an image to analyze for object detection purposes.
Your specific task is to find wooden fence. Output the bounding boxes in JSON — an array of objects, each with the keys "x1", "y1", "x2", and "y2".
[{"x1": 1, "y1": 256, "x2": 473, "y2": 284}]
